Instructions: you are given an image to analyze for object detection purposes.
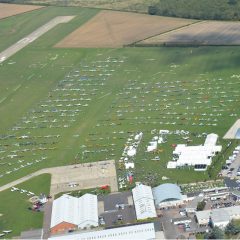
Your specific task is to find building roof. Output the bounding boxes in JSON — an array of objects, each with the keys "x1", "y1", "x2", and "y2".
[
  {"x1": 204, "y1": 133, "x2": 218, "y2": 146},
  {"x1": 171, "y1": 134, "x2": 222, "y2": 168},
  {"x1": 211, "y1": 209, "x2": 230, "y2": 223},
  {"x1": 196, "y1": 206, "x2": 240, "y2": 224},
  {"x1": 49, "y1": 223, "x2": 156, "y2": 240},
  {"x1": 153, "y1": 183, "x2": 182, "y2": 205},
  {"x1": 185, "y1": 196, "x2": 204, "y2": 210},
  {"x1": 132, "y1": 184, "x2": 157, "y2": 220},
  {"x1": 51, "y1": 194, "x2": 98, "y2": 228}
]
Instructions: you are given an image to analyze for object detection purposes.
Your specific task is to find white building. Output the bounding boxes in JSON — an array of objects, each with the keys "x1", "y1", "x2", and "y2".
[
  {"x1": 167, "y1": 133, "x2": 222, "y2": 171},
  {"x1": 132, "y1": 183, "x2": 157, "y2": 220},
  {"x1": 196, "y1": 206, "x2": 240, "y2": 229},
  {"x1": 49, "y1": 223, "x2": 159, "y2": 240},
  {"x1": 51, "y1": 194, "x2": 98, "y2": 234}
]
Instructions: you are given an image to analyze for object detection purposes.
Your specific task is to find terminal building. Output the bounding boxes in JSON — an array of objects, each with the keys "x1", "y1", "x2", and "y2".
[
  {"x1": 132, "y1": 183, "x2": 157, "y2": 220},
  {"x1": 167, "y1": 133, "x2": 222, "y2": 171},
  {"x1": 50, "y1": 194, "x2": 98, "y2": 234}
]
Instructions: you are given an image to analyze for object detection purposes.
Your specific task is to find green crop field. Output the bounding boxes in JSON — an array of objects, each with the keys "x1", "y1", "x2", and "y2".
[
  {"x1": 0, "y1": 6, "x2": 240, "y2": 189},
  {"x1": 0, "y1": 174, "x2": 51, "y2": 238}
]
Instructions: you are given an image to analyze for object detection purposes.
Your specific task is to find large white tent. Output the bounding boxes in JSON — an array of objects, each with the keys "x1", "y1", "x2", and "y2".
[
  {"x1": 132, "y1": 183, "x2": 157, "y2": 220},
  {"x1": 51, "y1": 194, "x2": 98, "y2": 232},
  {"x1": 168, "y1": 133, "x2": 222, "y2": 171}
]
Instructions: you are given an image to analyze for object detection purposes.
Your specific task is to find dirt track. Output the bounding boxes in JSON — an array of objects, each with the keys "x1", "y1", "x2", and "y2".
[
  {"x1": 0, "y1": 16, "x2": 75, "y2": 63},
  {"x1": 55, "y1": 10, "x2": 195, "y2": 48},
  {"x1": 0, "y1": 160, "x2": 118, "y2": 195},
  {"x1": 0, "y1": 3, "x2": 43, "y2": 19},
  {"x1": 140, "y1": 20, "x2": 240, "y2": 45}
]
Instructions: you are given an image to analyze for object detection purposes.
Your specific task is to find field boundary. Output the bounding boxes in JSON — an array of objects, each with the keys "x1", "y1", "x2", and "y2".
[
  {"x1": 130, "y1": 20, "x2": 202, "y2": 46},
  {"x1": 0, "y1": 3, "x2": 45, "y2": 20}
]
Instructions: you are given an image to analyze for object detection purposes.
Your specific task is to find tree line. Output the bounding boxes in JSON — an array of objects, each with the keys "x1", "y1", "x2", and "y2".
[{"x1": 148, "y1": 0, "x2": 240, "y2": 20}]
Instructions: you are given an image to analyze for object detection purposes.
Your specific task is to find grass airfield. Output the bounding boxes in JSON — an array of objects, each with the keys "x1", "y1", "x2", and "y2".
[
  {"x1": 1, "y1": 43, "x2": 240, "y2": 186},
  {"x1": 0, "y1": 5, "x2": 240, "y2": 237},
  {"x1": 0, "y1": 174, "x2": 51, "y2": 238}
]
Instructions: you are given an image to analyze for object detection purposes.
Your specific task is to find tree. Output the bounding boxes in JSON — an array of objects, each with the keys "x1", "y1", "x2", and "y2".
[
  {"x1": 225, "y1": 220, "x2": 240, "y2": 235},
  {"x1": 148, "y1": 6, "x2": 158, "y2": 15},
  {"x1": 197, "y1": 200, "x2": 206, "y2": 211},
  {"x1": 228, "y1": 0, "x2": 237, "y2": 5},
  {"x1": 204, "y1": 226, "x2": 224, "y2": 239}
]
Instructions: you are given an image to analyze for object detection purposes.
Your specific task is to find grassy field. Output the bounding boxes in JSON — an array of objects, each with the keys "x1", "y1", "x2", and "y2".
[
  {"x1": 0, "y1": 6, "x2": 240, "y2": 190},
  {"x1": 0, "y1": 174, "x2": 51, "y2": 238}
]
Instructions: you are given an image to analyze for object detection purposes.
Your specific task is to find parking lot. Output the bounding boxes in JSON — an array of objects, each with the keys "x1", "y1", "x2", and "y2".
[
  {"x1": 158, "y1": 207, "x2": 199, "y2": 239},
  {"x1": 221, "y1": 146, "x2": 240, "y2": 178},
  {"x1": 98, "y1": 191, "x2": 136, "y2": 227}
]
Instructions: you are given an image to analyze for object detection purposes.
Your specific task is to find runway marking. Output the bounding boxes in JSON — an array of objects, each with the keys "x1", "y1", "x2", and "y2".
[{"x1": 0, "y1": 16, "x2": 75, "y2": 64}]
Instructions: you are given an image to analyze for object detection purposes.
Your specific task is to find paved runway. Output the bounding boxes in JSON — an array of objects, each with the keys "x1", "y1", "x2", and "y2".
[{"x1": 0, "y1": 16, "x2": 75, "y2": 63}]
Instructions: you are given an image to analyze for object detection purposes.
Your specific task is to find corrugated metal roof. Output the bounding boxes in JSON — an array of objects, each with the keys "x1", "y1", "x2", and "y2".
[
  {"x1": 51, "y1": 193, "x2": 98, "y2": 229},
  {"x1": 153, "y1": 183, "x2": 182, "y2": 205},
  {"x1": 132, "y1": 184, "x2": 157, "y2": 220},
  {"x1": 49, "y1": 223, "x2": 156, "y2": 240}
]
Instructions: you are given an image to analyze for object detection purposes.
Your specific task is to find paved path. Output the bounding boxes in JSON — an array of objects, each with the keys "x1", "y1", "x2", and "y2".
[
  {"x1": 42, "y1": 201, "x2": 53, "y2": 239},
  {"x1": 0, "y1": 168, "x2": 50, "y2": 192},
  {"x1": 0, "y1": 16, "x2": 75, "y2": 63}
]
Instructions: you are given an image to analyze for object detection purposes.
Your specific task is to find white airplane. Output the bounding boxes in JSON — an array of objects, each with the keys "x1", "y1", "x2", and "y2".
[
  {"x1": 2, "y1": 230, "x2": 12, "y2": 234},
  {"x1": 11, "y1": 187, "x2": 19, "y2": 192}
]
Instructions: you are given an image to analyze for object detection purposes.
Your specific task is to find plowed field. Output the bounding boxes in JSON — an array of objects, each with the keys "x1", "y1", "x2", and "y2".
[
  {"x1": 0, "y1": 3, "x2": 43, "y2": 19},
  {"x1": 55, "y1": 10, "x2": 195, "y2": 48}
]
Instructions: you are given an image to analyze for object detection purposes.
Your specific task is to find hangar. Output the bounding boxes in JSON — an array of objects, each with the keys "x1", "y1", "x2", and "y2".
[
  {"x1": 49, "y1": 223, "x2": 158, "y2": 240},
  {"x1": 132, "y1": 183, "x2": 157, "y2": 220},
  {"x1": 50, "y1": 194, "x2": 98, "y2": 234},
  {"x1": 153, "y1": 183, "x2": 187, "y2": 208}
]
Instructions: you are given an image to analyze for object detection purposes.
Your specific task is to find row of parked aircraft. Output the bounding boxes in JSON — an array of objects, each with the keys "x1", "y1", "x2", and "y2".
[{"x1": 11, "y1": 187, "x2": 34, "y2": 195}]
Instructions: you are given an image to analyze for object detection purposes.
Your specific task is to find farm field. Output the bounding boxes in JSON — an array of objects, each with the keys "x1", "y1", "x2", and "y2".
[
  {"x1": 0, "y1": 3, "x2": 44, "y2": 20},
  {"x1": 55, "y1": 10, "x2": 196, "y2": 48},
  {"x1": 0, "y1": 174, "x2": 51, "y2": 238},
  {"x1": 139, "y1": 20, "x2": 240, "y2": 46},
  {"x1": 0, "y1": 6, "x2": 240, "y2": 191}
]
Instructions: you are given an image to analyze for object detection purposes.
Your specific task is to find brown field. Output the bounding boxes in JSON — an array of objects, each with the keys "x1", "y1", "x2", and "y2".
[
  {"x1": 0, "y1": 3, "x2": 43, "y2": 19},
  {"x1": 55, "y1": 10, "x2": 195, "y2": 48},
  {"x1": 139, "y1": 21, "x2": 240, "y2": 46}
]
